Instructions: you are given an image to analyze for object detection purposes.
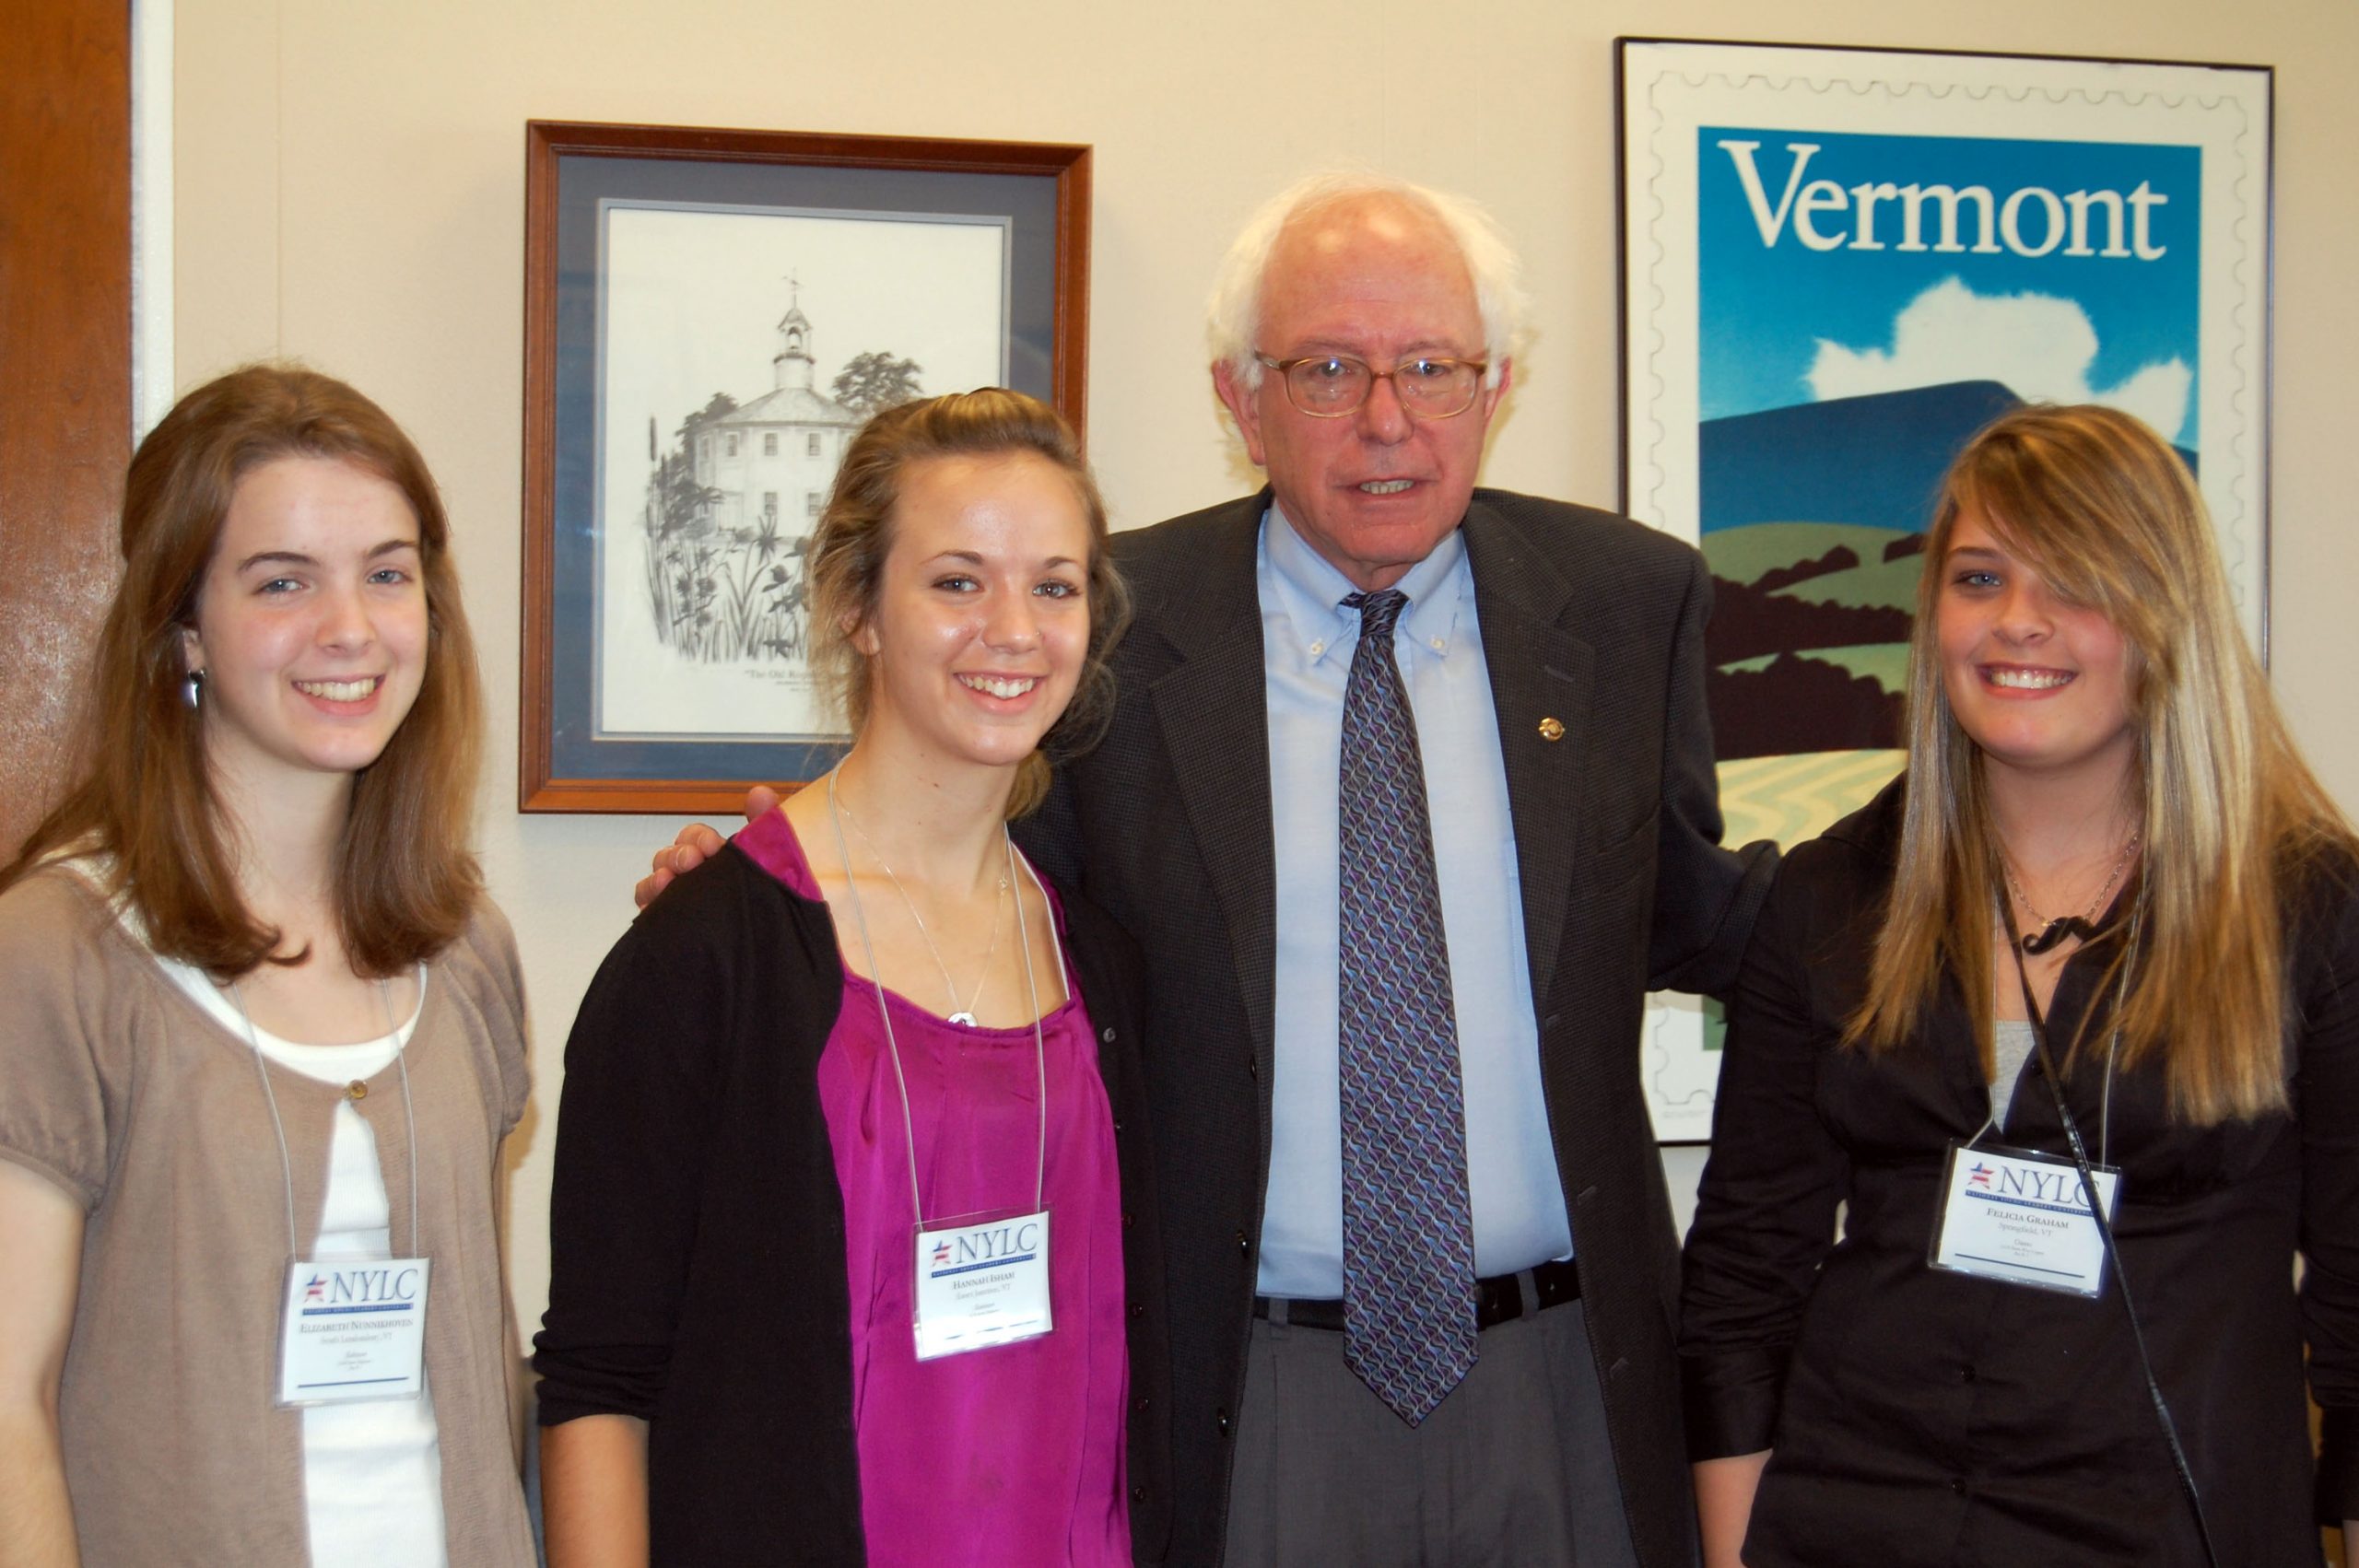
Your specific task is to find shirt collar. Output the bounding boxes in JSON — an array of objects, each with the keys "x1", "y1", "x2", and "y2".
[{"x1": 1260, "y1": 500, "x2": 1468, "y2": 668}]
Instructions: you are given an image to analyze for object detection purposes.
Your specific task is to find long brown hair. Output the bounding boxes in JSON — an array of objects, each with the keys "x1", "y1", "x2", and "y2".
[
  {"x1": 806, "y1": 388, "x2": 1130, "y2": 818},
  {"x1": 2, "y1": 364, "x2": 485, "y2": 978},
  {"x1": 1847, "y1": 404, "x2": 2353, "y2": 1123}
]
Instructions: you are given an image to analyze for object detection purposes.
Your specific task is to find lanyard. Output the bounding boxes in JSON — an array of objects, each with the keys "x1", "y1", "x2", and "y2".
[
  {"x1": 1997, "y1": 895, "x2": 2138, "y2": 1164},
  {"x1": 1998, "y1": 887, "x2": 2219, "y2": 1568},
  {"x1": 826, "y1": 770, "x2": 1050, "y2": 1222},
  {"x1": 1970, "y1": 906, "x2": 2130, "y2": 1163},
  {"x1": 229, "y1": 978, "x2": 422, "y2": 1261}
]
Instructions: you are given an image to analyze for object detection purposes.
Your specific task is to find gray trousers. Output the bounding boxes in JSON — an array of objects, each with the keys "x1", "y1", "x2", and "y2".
[{"x1": 1223, "y1": 1294, "x2": 1650, "y2": 1568}]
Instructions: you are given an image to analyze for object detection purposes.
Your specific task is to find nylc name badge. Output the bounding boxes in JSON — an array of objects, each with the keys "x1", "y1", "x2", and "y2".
[
  {"x1": 912, "y1": 1209, "x2": 1052, "y2": 1361},
  {"x1": 1930, "y1": 1141, "x2": 2121, "y2": 1297},
  {"x1": 276, "y1": 1257, "x2": 431, "y2": 1406}
]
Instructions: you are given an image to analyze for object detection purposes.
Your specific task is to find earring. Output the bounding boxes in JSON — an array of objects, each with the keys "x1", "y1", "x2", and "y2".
[{"x1": 182, "y1": 669, "x2": 205, "y2": 711}]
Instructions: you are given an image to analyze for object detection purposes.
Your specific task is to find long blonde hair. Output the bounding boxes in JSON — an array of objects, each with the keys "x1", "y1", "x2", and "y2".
[{"x1": 1847, "y1": 404, "x2": 2353, "y2": 1123}]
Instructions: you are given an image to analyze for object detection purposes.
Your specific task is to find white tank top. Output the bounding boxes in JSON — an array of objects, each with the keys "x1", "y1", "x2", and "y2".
[{"x1": 155, "y1": 957, "x2": 449, "y2": 1568}]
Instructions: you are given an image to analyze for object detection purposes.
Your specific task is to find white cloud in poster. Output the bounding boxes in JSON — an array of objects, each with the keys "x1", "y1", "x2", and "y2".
[{"x1": 1806, "y1": 277, "x2": 2191, "y2": 442}]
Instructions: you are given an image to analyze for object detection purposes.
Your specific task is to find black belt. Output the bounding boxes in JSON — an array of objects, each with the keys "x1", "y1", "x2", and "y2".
[{"x1": 1253, "y1": 1258, "x2": 1580, "y2": 1333}]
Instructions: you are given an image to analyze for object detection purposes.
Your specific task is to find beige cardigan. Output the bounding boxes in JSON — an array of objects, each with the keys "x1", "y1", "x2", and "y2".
[{"x1": 0, "y1": 868, "x2": 537, "y2": 1566}]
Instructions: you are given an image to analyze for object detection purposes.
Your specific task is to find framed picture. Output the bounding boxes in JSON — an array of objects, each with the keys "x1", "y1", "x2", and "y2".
[
  {"x1": 521, "y1": 121, "x2": 1091, "y2": 813},
  {"x1": 1617, "y1": 40, "x2": 2272, "y2": 1140}
]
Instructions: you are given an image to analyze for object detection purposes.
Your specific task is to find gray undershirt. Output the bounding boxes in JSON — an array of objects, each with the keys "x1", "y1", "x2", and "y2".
[{"x1": 1990, "y1": 1018, "x2": 2038, "y2": 1130}]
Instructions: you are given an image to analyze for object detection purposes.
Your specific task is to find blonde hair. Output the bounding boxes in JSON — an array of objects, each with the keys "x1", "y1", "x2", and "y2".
[
  {"x1": 1847, "y1": 404, "x2": 2353, "y2": 1123},
  {"x1": 805, "y1": 389, "x2": 1129, "y2": 818}
]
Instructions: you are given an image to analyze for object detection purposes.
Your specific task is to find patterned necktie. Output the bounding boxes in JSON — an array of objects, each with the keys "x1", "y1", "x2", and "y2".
[{"x1": 1336, "y1": 587, "x2": 1479, "y2": 1425}]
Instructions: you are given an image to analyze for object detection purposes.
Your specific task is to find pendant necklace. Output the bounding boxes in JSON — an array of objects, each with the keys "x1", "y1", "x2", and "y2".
[
  {"x1": 2001, "y1": 828, "x2": 2142, "y2": 957},
  {"x1": 832, "y1": 782, "x2": 1009, "y2": 1026}
]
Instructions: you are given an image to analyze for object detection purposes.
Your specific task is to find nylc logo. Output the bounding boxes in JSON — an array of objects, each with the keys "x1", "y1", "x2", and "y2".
[
  {"x1": 1989, "y1": 1165, "x2": 2086, "y2": 1206},
  {"x1": 946, "y1": 1223, "x2": 1040, "y2": 1269},
  {"x1": 319, "y1": 1267, "x2": 424, "y2": 1305}
]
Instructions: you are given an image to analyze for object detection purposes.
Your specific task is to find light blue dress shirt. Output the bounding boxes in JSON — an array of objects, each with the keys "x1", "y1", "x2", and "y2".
[{"x1": 1255, "y1": 505, "x2": 1574, "y2": 1298}]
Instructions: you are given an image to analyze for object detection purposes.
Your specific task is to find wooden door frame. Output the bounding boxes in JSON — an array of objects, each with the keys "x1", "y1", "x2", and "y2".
[{"x1": 0, "y1": 0, "x2": 134, "y2": 858}]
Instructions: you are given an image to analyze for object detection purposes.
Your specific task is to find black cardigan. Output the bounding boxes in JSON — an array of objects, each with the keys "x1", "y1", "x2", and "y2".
[
  {"x1": 534, "y1": 842, "x2": 1172, "y2": 1565},
  {"x1": 1681, "y1": 778, "x2": 2359, "y2": 1566}
]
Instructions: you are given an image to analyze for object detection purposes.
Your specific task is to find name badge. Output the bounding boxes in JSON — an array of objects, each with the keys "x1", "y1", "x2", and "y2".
[
  {"x1": 1929, "y1": 1141, "x2": 2121, "y2": 1297},
  {"x1": 276, "y1": 1257, "x2": 431, "y2": 1406},
  {"x1": 912, "y1": 1209, "x2": 1052, "y2": 1361}
]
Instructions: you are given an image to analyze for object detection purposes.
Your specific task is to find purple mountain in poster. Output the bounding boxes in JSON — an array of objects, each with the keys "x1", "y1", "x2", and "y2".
[{"x1": 1701, "y1": 380, "x2": 2021, "y2": 534}]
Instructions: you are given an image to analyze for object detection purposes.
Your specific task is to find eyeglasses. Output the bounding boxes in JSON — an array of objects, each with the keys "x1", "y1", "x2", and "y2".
[{"x1": 1254, "y1": 352, "x2": 1491, "y2": 419}]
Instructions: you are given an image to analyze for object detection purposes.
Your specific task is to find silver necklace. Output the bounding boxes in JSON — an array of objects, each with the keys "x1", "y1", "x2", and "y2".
[
  {"x1": 826, "y1": 770, "x2": 1050, "y2": 1217},
  {"x1": 2001, "y1": 828, "x2": 2142, "y2": 956},
  {"x1": 831, "y1": 779, "x2": 1010, "y2": 1026}
]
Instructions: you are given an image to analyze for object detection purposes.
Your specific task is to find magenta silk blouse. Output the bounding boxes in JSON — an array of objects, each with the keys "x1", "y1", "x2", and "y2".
[{"x1": 732, "y1": 811, "x2": 1132, "y2": 1568}]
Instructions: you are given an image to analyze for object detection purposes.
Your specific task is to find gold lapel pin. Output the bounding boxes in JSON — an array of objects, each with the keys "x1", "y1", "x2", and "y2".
[{"x1": 1538, "y1": 717, "x2": 1565, "y2": 742}]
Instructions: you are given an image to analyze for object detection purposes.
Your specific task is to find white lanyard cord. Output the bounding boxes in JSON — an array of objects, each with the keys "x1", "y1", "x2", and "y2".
[
  {"x1": 1013, "y1": 841, "x2": 1058, "y2": 1211},
  {"x1": 827, "y1": 770, "x2": 1050, "y2": 1219},
  {"x1": 232, "y1": 978, "x2": 422, "y2": 1259}
]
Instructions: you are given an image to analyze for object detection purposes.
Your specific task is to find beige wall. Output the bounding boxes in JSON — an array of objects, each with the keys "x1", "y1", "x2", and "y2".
[{"x1": 175, "y1": 0, "x2": 2359, "y2": 1312}]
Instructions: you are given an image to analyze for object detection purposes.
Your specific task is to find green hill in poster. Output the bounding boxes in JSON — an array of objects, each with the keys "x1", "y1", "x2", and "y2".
[{"x1": 1702, "y1": 519, "x2": 1922, "y2": 760}]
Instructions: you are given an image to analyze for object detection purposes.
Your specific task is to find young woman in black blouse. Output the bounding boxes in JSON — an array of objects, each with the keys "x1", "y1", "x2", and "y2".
[{"x1": 1682, "y1": 404, "x2": 2359, "y2": 1566}]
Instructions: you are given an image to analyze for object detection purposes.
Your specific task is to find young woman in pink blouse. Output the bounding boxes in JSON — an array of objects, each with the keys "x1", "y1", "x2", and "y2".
[{"x1": 535, "y1": 390, "x2": 1168, "y2": 1567}]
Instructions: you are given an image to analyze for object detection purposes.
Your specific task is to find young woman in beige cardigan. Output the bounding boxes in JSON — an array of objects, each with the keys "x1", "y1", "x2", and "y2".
[{"x1": 0, "y1": 366, "x2": 534, "y2": 1567}]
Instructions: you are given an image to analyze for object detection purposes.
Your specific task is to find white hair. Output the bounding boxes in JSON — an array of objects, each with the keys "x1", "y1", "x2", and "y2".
[{"x1": 1205, "y1": 170, "x2": 1532, "y2": 392}]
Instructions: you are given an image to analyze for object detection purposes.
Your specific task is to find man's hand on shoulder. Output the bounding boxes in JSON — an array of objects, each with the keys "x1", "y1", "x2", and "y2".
[{"x1": 632, "y1": 785, "x2": 780, "y2": 908}]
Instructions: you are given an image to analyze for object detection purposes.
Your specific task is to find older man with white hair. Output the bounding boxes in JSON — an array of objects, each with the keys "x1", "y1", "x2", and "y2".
[
  {"x1": 638, "y1": 172, "x2": 1772, "y2": 1566},
  {"x1": 1035, "y1": 171, "x2": 1771, "y2": 1567}
]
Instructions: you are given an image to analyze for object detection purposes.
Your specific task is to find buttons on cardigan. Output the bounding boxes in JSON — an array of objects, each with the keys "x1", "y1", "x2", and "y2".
[
  {"x1": 1122, "y1": 1211, "x2": 1135, "y2": 1230},
  {"x1": 1950, "y1": 1477, "x2": 1967, "y2": 1495},
  {"x1": 1236, "y1": 1231, "x2": 1251, "y2": 1258},
  {"x1": 1133, "y1": 1394, "x2": 1152, "y2": 1413},
  {"x1": 1132, "y1": 1484, "x2": 1147, "y2": 1505},
  {"x1": 346, "y1": 1081, "x2": 368, "y2": 1101},
  {"x1": 1101, "y1": 1025, "x2": 1118, "y2": 1044},
  {"x1": 1216, "y1": 1407, "x2": 1233, "y2": 1436},
  {"x1": 1248, "y1": 1058, "x2": 1259, "y2": 1080},
  {"x1": 1129, "y1": 1301, "x2": 1144, "y2": 1319}
]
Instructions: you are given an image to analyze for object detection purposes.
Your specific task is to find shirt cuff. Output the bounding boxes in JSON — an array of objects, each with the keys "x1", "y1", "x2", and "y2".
[
  {"x1": 2317, "y1": 1406, "x2": 2359, "y2": 1526},
  {"x1": 1680, "y1": 1346, "x2": 1789, "y2": 1462}
]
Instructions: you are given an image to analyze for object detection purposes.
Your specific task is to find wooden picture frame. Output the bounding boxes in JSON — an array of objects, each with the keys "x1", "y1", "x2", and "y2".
[{"x1": 520, "y1": 120, "x2": 1091, "y2": 813}]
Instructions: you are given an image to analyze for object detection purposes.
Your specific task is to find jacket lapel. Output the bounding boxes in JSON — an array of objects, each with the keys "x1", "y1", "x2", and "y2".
[
  {"x1": 1147, "y1": 495, "x2": 1280, "y2": 1070},
  {"x1": 1463, "y1": 500, "x2": 1596, "y2": 1013}
]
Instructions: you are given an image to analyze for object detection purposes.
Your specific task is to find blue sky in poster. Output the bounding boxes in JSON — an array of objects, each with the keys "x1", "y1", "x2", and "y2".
[{"x1": 1698, "y1": 126, "x2": 2201, "y2": 443}]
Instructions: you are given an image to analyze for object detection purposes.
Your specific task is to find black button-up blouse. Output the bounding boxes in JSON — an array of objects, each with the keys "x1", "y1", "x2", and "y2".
[{"x1": 1681, "y1": 778, "x2": 2359, "y2": 1566}]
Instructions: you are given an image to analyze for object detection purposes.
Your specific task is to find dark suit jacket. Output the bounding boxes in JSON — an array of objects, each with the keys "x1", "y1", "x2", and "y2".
[{"x1": 1024, "y1": 487, "x2": 1776, "y2": 1567}]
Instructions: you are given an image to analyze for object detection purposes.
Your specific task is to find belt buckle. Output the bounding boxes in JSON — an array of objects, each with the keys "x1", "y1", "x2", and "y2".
[{"x1": 1474, "y1": 1272, "x2": 1524, "y2": 1329}]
